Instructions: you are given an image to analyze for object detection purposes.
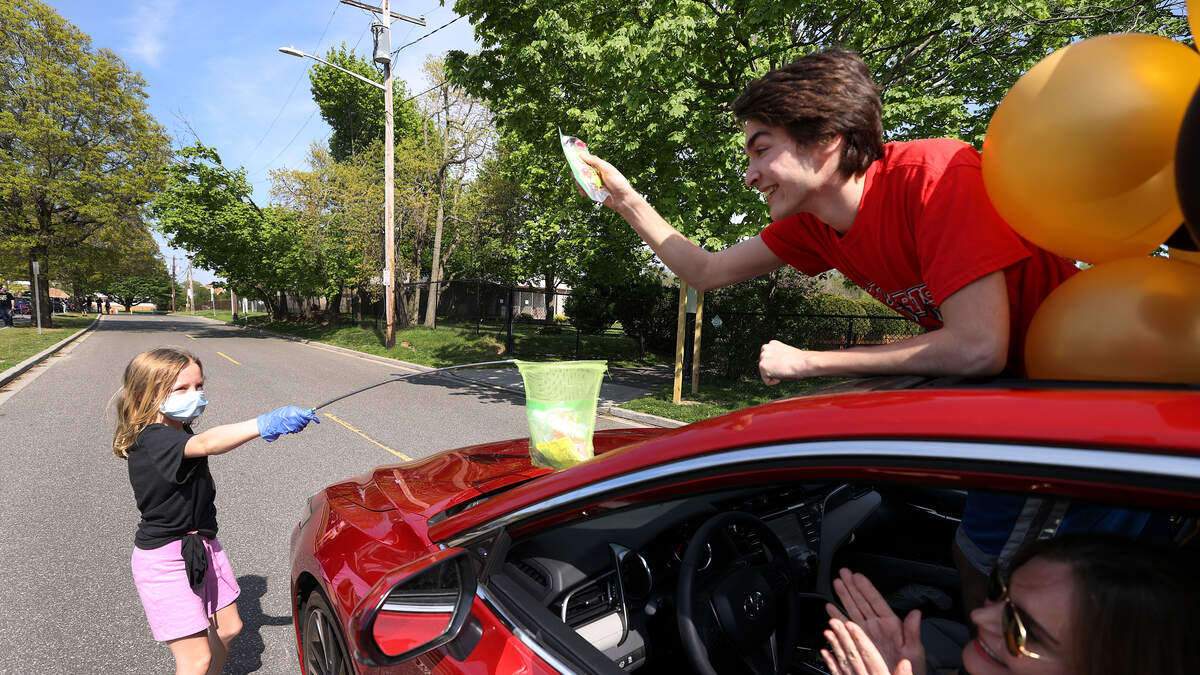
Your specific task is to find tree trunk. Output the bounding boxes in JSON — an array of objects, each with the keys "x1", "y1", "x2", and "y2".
[
  {"x1": 423, "y1": 89, "x2": 452, "y2": 327},
  {"x1": 423, "y1": 195, "x2": 445, "y2": 327},
  {"x1": 543, "y1": 275, "x2": 555, "y2": 322},
  {"x1": 28, "y1": 254, "x2": 53, "y2": 328},
  {"x1": 323, "y1": 289, "x2": 342, "y2": 324}
]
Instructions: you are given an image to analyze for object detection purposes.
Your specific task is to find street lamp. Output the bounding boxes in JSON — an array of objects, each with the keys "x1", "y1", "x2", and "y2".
[{"x1": 278, "y1": 32, "x2": 398, "y2": 349}]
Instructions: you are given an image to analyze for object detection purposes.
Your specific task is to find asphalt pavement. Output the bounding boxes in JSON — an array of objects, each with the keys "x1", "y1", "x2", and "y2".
[{"x1": 0, "y1": 313, "x2": 666, "y2": 674}]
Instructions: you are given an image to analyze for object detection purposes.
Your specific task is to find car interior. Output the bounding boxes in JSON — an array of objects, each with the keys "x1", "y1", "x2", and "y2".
[{"x1": 471, "y1": 477, "x2": 1195, "y2": 675}]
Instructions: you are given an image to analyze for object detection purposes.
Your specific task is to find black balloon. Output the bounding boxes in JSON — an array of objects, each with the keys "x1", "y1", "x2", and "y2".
[{"x1": 1178, "y1": 83, "x2": 1200, "y2": 249}]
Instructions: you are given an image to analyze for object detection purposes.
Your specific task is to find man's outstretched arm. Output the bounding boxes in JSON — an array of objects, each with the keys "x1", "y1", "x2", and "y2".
[
  {"x1": 758, "y1": 271, "x2": 1010, "y2": 382},
  {"x1": 582, "y1": 152, "x2": 784, "y2": 291}
]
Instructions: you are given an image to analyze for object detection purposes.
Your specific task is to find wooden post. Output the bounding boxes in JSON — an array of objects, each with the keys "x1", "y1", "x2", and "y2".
[
  {"x1": 691, "y1": 290, "x2": 703, "y2": 395},
  {"x1": 673, "y1": 281, "x2": 688, "y2": 404}
]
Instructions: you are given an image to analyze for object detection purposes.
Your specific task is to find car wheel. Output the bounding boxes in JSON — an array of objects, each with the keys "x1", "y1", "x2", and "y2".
[{"x1": 301, "y1": 591, "x2": 353, "y2": 675}]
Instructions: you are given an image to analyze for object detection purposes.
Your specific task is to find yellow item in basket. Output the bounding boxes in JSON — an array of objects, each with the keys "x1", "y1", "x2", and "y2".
[{"x1": 515, "y1": 360, "x2": 608, "y2": 470}]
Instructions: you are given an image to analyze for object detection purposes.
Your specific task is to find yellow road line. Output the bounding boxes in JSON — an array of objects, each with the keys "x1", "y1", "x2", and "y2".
[
  {"x1": 185, "y1": 334, "x2": 196, "y2": 340},
  {"x1": 326, "y1": 414, "x2": 411, "y2": 460},
  {"x1": 216, "y1": 351, "x2": 241, "y2": 365}
]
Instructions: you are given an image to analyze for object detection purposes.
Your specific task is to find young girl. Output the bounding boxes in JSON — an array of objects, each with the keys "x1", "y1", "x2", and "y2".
[{"x1": 112, "y1": 346, "x2": 319, "y2": 675}]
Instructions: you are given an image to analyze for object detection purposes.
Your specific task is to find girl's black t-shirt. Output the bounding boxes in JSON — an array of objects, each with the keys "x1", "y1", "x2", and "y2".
[{"x1": 128, "y1": 423, "x2": 218, "y2": 549}]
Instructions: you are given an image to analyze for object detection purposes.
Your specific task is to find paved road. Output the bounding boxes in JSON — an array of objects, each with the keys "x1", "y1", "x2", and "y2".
[{"x1": 0, "y1": 314, "x2": 643, "y2": 674}]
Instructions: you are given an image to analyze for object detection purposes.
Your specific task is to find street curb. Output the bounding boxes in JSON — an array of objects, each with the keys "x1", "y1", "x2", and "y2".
[
  {"x1": 598, "y1": 404, "x2": 686, "y2": 429},
  {"x1": 192, "y1": 314, "x2": 687, "y2": 429},
  {"x1": 0, "y1": 314, "x2": 101, "y2": 389}
]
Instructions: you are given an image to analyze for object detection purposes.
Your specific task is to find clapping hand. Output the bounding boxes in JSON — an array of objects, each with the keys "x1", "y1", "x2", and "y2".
[
  {"x1": 822, "y1": 618, "x2": 915, "y2": 675},
  {"x1": 824, "y1": 568, "x2": 926, "y2": 675}
]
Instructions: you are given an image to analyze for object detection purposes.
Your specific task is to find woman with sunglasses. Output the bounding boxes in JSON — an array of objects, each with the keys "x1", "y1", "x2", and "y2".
[{"x1": 820, "y1": 532, "x2": 1200, "y2": 675}]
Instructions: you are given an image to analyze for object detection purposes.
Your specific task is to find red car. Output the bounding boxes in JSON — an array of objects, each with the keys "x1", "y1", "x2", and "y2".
[{"x1": 289, "y1": 379, "x2": 1200, "y2": 674}]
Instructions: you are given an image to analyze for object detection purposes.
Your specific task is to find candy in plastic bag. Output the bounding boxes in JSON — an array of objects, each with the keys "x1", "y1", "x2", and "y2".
[{"x1": 559, "y1": 129, "x2": 610, "y2": 203}]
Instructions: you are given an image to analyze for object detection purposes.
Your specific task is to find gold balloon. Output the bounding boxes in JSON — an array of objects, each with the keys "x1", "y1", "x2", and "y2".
[
  {"x1": 983, "y1": 34, "x2": 1200, "y2": 264},
  {"x1": 1025, "y1": 257, "x2": 1200, "y2": 383}
]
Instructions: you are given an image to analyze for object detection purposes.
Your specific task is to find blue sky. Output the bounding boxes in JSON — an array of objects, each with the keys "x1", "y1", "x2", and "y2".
[{"x1": 46, "y1": 0, "x2": 479, "y2": 283}]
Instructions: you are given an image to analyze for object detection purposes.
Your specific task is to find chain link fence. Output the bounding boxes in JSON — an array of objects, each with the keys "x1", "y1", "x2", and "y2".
[{"x1": 259, "y1": 279, "x2": 924, "y2": 372}]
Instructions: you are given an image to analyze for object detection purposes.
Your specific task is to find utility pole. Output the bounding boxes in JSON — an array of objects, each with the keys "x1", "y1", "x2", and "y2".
[
  {"x1": 381, "y1": 0, "x2": 396, "y2": 349},
  {"x1": 340, "y1": 0, "x2": 424, "y2": 348},
  {"x1": 186, "y1": 260, "x2": 194, "y2": 314}
]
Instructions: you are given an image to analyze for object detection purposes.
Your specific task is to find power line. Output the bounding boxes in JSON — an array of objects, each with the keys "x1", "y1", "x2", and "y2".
[
  {"x1": 255, "y1": 109, "x2": 318, "y2": 177},
  {"x1": 391, "y1": 15, "x2": 463, "y2": 55},
  {"x1": 245, "y1": 3, "x2": 341, "y2": 163}
]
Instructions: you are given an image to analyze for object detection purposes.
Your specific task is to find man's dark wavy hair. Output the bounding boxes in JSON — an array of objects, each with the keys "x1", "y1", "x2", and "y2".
[{"x1": 732, "y1": 48, "x2": 884, "y2": 178}]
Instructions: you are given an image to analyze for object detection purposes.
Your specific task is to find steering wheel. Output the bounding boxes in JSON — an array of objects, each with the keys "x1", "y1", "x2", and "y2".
[{"x1": 676, "y1": 511, "x2": 800, "y2": 675}]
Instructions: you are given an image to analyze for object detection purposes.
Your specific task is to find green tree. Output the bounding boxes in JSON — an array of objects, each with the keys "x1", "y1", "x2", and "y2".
[
  {"x1": 151, "y1": 144, "x2": 302, "y2": 319},
  {"x1": 308, "y1": 43, "x2": 422, "y2": 161},
  {"x1": 56, "y1": 221, "x2": 165, "y2": 298},
  {"x1": 0, "y1": 0, "x2": 172, "y2": 327},
  {"x1": 270, "y1": 142, "x2": 382, "y2": 323},
  {"x1": 415, "y1": 56, "x2": 494, "y2": 325},
  {"x1": 106, "y1": 273, "x2": 173, "y2": 312},
  {"x1": 447, "y1": 0, "x2": 1187, "y2": 256}
]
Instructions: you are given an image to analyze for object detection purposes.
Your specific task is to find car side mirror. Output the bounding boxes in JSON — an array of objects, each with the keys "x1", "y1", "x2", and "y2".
[{"x1": 349, "y1": 548, "x2": 477, "y2": 666}]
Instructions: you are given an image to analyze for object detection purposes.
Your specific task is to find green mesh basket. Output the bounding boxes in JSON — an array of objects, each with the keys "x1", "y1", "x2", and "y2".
[{"x1": 515, "y1": 360, "x2": 608, "y2": 469}]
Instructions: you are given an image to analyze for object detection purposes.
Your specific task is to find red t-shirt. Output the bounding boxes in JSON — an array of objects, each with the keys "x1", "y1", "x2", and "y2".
[{"x1": 760, "y1": 138, "x2": 1078, "y2": 375}]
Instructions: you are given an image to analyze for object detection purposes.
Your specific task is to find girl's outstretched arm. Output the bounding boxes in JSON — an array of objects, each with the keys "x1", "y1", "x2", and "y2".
[
  {"x1": 184, "y1": 406, "x2": 319, "y2": 457},
  {"x1": 184, "y1": 419, "x2": 263, "y2": 457}
]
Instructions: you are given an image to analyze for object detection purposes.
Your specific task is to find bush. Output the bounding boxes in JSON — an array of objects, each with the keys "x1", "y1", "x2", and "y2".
[
  {"x1": 564, "y1": 283, "x2": 617, "y2": 334},
  {"x1": 615, "y1": 279, "x2": 677, "y2": 358},
  {"x1": 514, "y1": 311, "x2": 536, "y2": 323},
  {"x1": 552, "y1": 314, "x2": 570, "y2": 325},
  {"x1": 796, "y1": 294, "x2": 867, "y2": 348},
  {"x1": 703, "y1": 278, "x2": 814, "y2": 377}
]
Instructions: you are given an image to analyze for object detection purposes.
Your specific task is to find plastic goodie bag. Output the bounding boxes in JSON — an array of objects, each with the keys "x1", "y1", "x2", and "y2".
[
  {"x1": 515, "y1": 360, "x2": 608, "y2": 469},
  {"x1": 559, "y1": 129, "x2": 610, "y2": 203}
]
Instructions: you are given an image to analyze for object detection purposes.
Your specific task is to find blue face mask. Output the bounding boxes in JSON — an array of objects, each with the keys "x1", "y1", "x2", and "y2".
[{"x1": 160, "y1": 390, "x2": 208, "y2": 422}]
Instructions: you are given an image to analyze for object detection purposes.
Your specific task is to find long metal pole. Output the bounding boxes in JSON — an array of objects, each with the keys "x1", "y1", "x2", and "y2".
[
  {"x1": 312, "y1": 359, "x2": 516, "y2": 411},
  {"x1": 382, "y1": 0, "x2": 396, "y2": 350}
]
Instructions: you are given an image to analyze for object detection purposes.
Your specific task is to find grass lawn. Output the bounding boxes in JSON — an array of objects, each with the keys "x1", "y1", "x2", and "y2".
[
  {"x1": 0, "y1": 314, "x2": 95, "y2": 374},
  {"x1": 216, "y1": 314, "x2": 666, "y2": 369},
  {"x1": 620, "y1": 375, "x2": 848, "y2": 424}
]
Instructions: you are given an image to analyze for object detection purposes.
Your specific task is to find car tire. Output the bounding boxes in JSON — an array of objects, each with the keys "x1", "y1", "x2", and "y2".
[{"x1": 301, "y1": 590, "x2": 353, "y2": 675}]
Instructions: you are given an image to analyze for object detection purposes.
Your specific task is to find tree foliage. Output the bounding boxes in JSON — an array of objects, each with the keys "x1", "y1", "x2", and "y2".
[
  {"x1": 0, "y1": 0, "x2": 171, "y2": 325},
  {"x1": 56, "y1": 221, "x2": 166, "y2": 297},
  {"x1": 270, "y1": 142, "x2": 382, "y2": 321},
  {"x1": 447, "y1": 0, "x2": 1188, "y2": 256},
  {"x1": 106, "y1": 273, "x2": 173, "y2": 312},
  {"x1": 308, "y1": 43, "x2": 422, "y2": 161},
  {"x1": 151, "y1": 144, "x2": 301, "y2": 319}
]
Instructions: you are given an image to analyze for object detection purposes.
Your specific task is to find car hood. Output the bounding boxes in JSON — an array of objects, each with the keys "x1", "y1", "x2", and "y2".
[{"x1": 333, "y1": 428, "x2": 666, "y2": 528}]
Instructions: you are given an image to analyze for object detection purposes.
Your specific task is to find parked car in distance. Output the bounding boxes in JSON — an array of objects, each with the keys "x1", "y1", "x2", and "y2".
[{"x1": 289, "y1": 377, "x2": 1200, "y2": 675}]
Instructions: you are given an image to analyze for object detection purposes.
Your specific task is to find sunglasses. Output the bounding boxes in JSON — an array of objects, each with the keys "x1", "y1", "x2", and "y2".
[{"x1": 987, "y1": 565, "x2": 1043, "y2": 660}]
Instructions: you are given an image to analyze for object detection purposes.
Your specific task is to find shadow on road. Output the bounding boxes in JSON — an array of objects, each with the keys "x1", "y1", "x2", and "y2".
[{"x1": 227, "y1": 574, "x2": 291, "y2": 673}]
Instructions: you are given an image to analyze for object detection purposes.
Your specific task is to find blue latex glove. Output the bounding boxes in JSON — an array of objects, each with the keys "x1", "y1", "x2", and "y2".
[{"x1": 257, "y1": 406, "x2": 319, "y2": 442}]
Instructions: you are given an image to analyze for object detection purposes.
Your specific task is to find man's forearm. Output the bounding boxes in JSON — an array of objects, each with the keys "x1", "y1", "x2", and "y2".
[
  {"x1": 764, "y1": 327, "x2": 1006, "y2": 380},
  {"x1": 614, "y1": 195, "x2": 714, "y2": 288}
]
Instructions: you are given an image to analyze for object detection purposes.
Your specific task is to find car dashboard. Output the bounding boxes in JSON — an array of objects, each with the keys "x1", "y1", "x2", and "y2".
[{"x1": 499, "y1": 482, "x2": 883, "y2": 673}]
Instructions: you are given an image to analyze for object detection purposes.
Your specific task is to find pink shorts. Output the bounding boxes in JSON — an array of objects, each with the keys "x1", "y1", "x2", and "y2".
[{"x1": 131, "y1": 536, "x2": 241, "y2": 642}]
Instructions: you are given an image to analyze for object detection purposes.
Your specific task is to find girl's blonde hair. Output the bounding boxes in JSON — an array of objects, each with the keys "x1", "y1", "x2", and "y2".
[{"x1": 111, "y1": 347, "x2": 203, "y2": 458}]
